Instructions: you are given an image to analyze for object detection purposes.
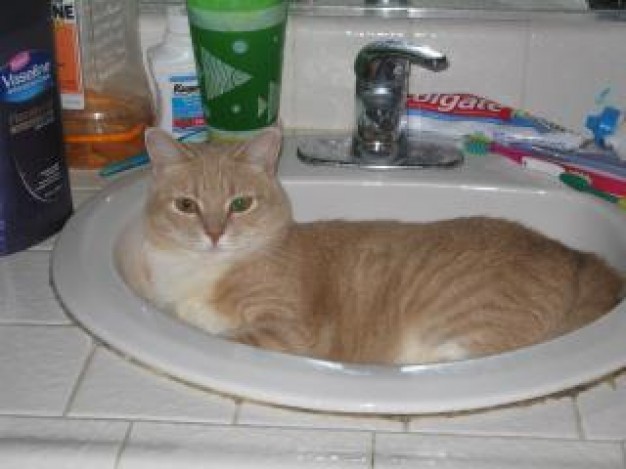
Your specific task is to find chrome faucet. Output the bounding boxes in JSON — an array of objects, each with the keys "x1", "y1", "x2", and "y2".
[
  {"x1": 297, "y1": 40, "x2": 463, "y2": 169},
  {"x1": 353, "y1": 40, "x2": 448, "y2": 161}
]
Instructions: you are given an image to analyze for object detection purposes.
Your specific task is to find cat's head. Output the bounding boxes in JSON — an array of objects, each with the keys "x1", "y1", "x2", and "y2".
[{"x1": 143, "y1": 127, "x2": 292, "y2": 256}]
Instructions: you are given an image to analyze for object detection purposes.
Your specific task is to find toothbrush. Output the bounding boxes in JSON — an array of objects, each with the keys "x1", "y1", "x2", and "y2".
[
  {"x1": 471, "y1": 139, "x2": 567, "y2": 178},
  {"x1": 559, "y1": 172, "x2": 626, "y2": 209},
  {"x1": 97, "y1": 129, "x2": 208, "y2": 178},
  {"x1": 98, "y1": 152, "x2": 149, "y2": 178},
  {"x1": 469, "y1": 135, "x2": 626, "y2": 196}
]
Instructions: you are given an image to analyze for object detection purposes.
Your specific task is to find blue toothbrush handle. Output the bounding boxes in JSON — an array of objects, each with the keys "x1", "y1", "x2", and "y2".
[{"x1": 98, "y1": 152, "x2": 149, "y2": 178}]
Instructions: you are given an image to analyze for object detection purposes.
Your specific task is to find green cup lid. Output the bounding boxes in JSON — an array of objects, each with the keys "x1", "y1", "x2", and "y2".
[{"x1": 186, "y1": 0, "x2": 284, "y2": 11}]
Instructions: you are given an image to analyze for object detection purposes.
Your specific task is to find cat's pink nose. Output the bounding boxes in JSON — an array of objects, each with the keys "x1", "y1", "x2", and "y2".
[
  {"x1": 205, "y1": 228, "x2": 224, "y2": 246},
  {"x1": 206, "y1": 228, "x2": 224, "y2": 246}
]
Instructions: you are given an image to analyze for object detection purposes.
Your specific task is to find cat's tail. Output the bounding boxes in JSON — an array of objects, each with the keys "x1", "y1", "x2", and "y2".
[{"x1": 565, "y1": 253, "x2": 625, "y2": 332}]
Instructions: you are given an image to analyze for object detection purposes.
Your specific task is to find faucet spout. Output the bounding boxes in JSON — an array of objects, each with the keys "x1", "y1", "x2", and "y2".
[{"x1": 354, "y1": 41, "x2": 448, "y2": 80}]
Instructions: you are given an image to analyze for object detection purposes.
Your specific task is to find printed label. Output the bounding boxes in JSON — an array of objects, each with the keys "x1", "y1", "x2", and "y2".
[
  {"x1": 408, "y1": 93, "x2": 513, "y2": 121},
  {"x1": 0, "y1": 51, "x2": 54, "y2": 104},
  {"x1": 51, "y1": 0, "x2": 85, "y2": 109},
  {"x1": 1, "y1": 50, "x2": 64, "y2": 204},
  {"x1": 170, "y1": 74, "x2": 206, "y2": 136}
]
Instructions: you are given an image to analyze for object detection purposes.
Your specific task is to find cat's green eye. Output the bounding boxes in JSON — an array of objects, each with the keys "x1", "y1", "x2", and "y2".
[
  {"x1": 229, "y1": 196, "x2": 254, "y2": 214},
  {"x1": 173, "y1": 197, "x2": 198, "y2": 214}
]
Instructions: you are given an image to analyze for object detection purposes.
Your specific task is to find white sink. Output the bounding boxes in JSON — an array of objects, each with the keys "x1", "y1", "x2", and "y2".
[{"x1": 52, "y1": 135, "x2": 626, "y2": 414}]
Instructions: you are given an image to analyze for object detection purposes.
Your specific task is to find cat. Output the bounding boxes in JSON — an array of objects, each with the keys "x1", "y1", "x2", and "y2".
[{"x1": 117, "y1": 126, "x2": 624, "y2": 365}]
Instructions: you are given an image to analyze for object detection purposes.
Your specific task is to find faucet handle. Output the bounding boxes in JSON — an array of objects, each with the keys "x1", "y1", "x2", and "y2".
[{"x1": 354, "y1": 40, "x2": 448, "y2": 81}]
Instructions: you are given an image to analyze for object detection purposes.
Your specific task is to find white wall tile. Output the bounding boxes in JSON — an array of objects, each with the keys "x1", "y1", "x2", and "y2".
[
  {"x1": 286, "y1": 16, "x2": 530, "y2": 132},
  {"x1": 375, "y1": 433, "x2": 625, "y2": 469},
  {"x1": 0, "y1": 326, "x2": 92, "y2": 416},
  {"x1": 278, "y1": 17, "x2": 297, "y2": 131},
  {"x1": 137, "y1": 11, "x2": 626, "y2": 138},
  {"x1": 118, "y1": 421, "x2": 372, "y2": 469},
  {"x1": 0, "y1": 416, "x2": 129, "y2": 469},
  {"x1": 525, "y1": 20, "x2": 626, "y2": 134},
  {"x1": 576, "y1": 373, "x2": 626, "y2": 441},
  {"x1": 406, "y1": 19, "x2": 528, "y2": 108},
  {"x1": 408, "y1": 396, "x2": 579, "y2": 439},
  {"x1": 238, "y1": 401, "x2": 404, "y2": 432},
  {"x1": 69, "y1": 347, "x2": 236, "y2": 424},
  {"x1": 289, "y1": 15, "x2": 410, "y2": 131}
]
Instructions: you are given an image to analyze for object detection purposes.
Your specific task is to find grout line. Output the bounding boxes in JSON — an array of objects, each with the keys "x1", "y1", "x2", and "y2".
[
  {"x1": 370, "y1": 432, "x2": 376, "y2": 469},
  {"x1": 401, "y1": 415, "x2": 411, "y2": 433},
  {"x1": 231, "y1": 399, "x2": 243, "y2": 425},
  {"x1": 0, "y1": 322, "x2": 76, "y2": 329},
  {"x1": 62, "y1": 342, "x2": 98, "y2": 416},
  {"x1": 114, "y1": 421, "x2": 134, "y2": 469},
  {"x1": 571, "y1": 395, "x2": 587, "y2": 440}
]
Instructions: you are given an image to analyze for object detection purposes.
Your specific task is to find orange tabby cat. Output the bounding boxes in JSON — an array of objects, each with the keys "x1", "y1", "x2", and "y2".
[{"x1": 118, "y1": 127, "x2": 624, "y2": 365}]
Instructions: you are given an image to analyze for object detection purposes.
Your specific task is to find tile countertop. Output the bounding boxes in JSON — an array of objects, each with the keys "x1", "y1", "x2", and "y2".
[{"x1": 2, "y1": 165, "x2": 626, "y2": 469}]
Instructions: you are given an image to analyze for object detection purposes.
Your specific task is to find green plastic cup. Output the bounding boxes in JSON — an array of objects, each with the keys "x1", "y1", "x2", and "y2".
[{"x1": 185, "y1": 0, "x2": 287, "y2": 139}]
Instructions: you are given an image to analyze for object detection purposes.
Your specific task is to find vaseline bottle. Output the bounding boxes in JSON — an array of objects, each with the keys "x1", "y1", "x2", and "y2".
[
  {"x1": 0, "y1": 0, "x2": 72, "y2": 254},
  {"x1": 185, "y1": 0, "x2": 288, "y2": 139}
]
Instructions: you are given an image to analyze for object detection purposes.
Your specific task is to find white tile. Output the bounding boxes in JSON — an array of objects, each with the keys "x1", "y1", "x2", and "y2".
[
  {"x1": 406, "y1": 19, "x2": 527, "y2": 108},
  {"x1": 0, "y1": 416, "x2": 129, "y2": 469},
  {"x1": 69, "y1": 347, "x2": 236, "y2": 424},
  {"x1": 238, "y1": 401, "x2": 403, "y2": 432},
  {"x1": 0, "y1": 326, "x2": 92, "y2": 416},
  {"x1": 0, "y1": 297, "x2": 70, "y2": 326},
  {"x1": 288, "y1": 16, "x2": 528, "y2": 132},
  {"x1": 290, "y1": 15, "x2": 410, "y2": 131},
  {"x1": 375, "y1": 433, "x2": 624, "y2": 469},
  {"x1": 576, "y1": 373, "x2": 626, "y2": 441},
  {"x1": 525, "y1": 20, "x2": 626, "y2": 133},
  {"x1": 139, "y1": 13, "x2": 167, "y2": 54},
  {"x1": 69, "y1": 169, "x2": 109, "y2": 191},
  {"x1": 278, "y1": 16, "x2": 296, "y2": 129},
  {"x1": 408, "y1": 396, "x2": 579, "y2": 439},
  {"x1": 118, "y1": 421, "x2": 372, "y2": 469},
  {"x1": 0, "y1": 251, "x2": 57, "y2": 304},
  {"x1": 70, "y1": 188, "x2": 102, "y2": 209},
  {"x1": 0, "y1": 251, "x2": 71, "y2": 325}
]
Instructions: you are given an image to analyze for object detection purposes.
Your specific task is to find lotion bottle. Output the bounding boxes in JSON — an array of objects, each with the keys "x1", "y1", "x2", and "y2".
[{"x1": 147, "y1": 6, "x2": 206, "y2": 141}]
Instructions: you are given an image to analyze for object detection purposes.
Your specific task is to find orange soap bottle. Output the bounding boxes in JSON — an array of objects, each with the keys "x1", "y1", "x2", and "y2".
[{"x1": 52, "y1": 0, "x2": 153, "y2": 168}]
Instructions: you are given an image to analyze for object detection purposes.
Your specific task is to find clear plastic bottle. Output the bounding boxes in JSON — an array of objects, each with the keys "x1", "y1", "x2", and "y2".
[
  {"x1": 147, "y1": 6, "x2": 206, "y2": 141},
  {"x1": 52, "y1": 0, "x2": 154, "y2": 168}
]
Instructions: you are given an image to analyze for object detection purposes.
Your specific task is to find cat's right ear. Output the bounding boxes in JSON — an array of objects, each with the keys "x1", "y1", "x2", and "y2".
[{"x1": 144, "y1": 127, "x2": 189, "y2": 174}]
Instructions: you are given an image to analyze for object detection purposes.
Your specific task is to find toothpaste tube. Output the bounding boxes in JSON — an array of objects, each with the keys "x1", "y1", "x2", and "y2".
[{"x1": 407, "y1": 93, "x2": 586, "y2": 151}]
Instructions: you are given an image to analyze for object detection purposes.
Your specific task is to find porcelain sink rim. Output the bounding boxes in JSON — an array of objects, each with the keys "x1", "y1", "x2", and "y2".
[{"x1": 52, "y1": 150, "x2": 626, "y2": 414}]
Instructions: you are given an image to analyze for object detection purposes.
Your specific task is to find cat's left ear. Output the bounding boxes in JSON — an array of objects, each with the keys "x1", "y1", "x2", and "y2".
[
  {"x1": 241, "y1": 125, "x2": 283, "y2": 175},
  {"x1": 145, "y1": 127, "x2": 190, "y2": 173}
]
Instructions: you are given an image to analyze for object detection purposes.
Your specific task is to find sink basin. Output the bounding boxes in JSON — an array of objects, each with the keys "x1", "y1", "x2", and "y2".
[{"x1": 52, "y1": 135, "x2": 626, "y2": 414}]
